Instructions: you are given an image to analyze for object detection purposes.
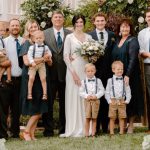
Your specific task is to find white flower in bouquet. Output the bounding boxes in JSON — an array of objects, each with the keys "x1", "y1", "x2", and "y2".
[
  {"x1": 47, "y1": 11, "x2": 52, "y2": 18},
  {"x1": 128, "y1": 0, "x2": 134, "y2": 4},
  {"x1": 40, "y1": 21, "x2": 46, "y2": 28},
  {"x1": 78, "y1": 39, "x2": 105, "y2": 63},
  {"x1": 138, "y1": 16, "x2": 144, "y2": 23}
]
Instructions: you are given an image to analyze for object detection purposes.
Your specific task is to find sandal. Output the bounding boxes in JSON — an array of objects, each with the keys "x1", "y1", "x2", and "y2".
[
  {"x1": 42, "y1": 94, "x2": 47, "y2": 101},
  {"x1": 19, "y1": 131, "x2": 31, "y2": 141},
  {"x1": 27, "y1": 94, "x2": 32, "y2": 100}
]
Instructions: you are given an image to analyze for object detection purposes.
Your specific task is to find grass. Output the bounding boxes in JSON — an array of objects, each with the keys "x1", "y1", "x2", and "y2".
[
  {"x1": 5, "y1": 128, "x2": 148, "y2": 150},
  {"x1": 6, "y1": 102, "x2": 148, "y2": 150}
]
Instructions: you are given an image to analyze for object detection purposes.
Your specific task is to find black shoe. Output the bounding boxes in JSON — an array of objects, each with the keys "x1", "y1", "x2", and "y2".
[
  {"x1": 10, "y1": 134, "x2": 19, "y2": 138},
  {"x1": 43, "y1": 131, "x2": 54, "y2": 137},
  {"x1": 0, "y1": 81, "x2": 5, "y2": 88},
  {"x1": 5, "y1": 80, "x2": 13, "y2": 86}
]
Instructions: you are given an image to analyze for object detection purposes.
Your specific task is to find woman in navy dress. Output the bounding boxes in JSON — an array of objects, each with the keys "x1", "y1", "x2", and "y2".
[
  {"x1": 20, "y1": 20, "x2": 52, "y2": 141},
  {"x1": 111, "y1": 18, "x2": 144, "y2": 133}
]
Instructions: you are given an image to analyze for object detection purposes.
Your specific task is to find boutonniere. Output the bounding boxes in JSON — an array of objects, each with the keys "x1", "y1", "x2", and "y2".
[{"x1": 111, "y1": 37, "x2": 115, "y2": 42}]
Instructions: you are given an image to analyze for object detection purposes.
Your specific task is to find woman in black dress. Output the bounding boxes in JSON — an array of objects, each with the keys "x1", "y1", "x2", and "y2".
[
  {"x1": 111, "y1": 19, "x2": 144, "y2": 133},
  {"x1": 19, "y1": 20, "x2": 52, "y2": 141}
]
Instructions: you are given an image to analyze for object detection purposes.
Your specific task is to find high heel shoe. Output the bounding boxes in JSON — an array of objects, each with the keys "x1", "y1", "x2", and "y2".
[{"x1": 19, "y1": 131, "x2": 31, "y2": 141}]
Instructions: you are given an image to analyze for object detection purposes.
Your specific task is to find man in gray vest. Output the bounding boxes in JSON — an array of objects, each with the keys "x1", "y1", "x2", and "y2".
[{"x1": 43, "y1": 10, "x2": 71, "y2": 136}]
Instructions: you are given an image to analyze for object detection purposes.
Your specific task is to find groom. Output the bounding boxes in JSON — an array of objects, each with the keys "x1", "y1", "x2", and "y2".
[
  {"x1": 43, "y1": 10, "x2": 71, "y2": 136},
  {"x1": 88, "y1": 12, "x2": 115, "y2": 134}
]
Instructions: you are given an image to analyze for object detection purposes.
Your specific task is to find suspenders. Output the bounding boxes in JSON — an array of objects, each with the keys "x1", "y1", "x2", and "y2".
[
  {"x1": 84, "y1": 78, "x2": 98, "y2": 94},
  {"x1": 111, "y1": 78, "x2": 126, "y2": 98},
  {"x1": 0, "y1": 38, "x2": 5, "y2": 48},
  {"x1": 32, "y1": 44, "x2": 46, "y2": 58}
]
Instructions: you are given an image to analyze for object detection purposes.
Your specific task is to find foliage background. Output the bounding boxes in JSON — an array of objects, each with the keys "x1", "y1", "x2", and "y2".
[
  {"x1": 20, "y1": 0, "x2": 148, "y2": 34},
  {"x1": 20, "y1": 0, "x2": 74, "y2": 30}
]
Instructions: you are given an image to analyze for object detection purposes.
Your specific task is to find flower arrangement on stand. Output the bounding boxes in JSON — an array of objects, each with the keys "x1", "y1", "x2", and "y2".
[{"x1": 78, "y1": 39, "x2": 105, "y2": 63}]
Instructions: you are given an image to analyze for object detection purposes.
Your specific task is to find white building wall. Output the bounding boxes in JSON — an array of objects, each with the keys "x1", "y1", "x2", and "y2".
[{"x1": 0, "y1": 0, "x2": 24, "y2": 22}]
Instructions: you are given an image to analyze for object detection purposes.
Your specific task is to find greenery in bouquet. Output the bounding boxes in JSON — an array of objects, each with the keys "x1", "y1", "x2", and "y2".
[
  {"x1": 20, "y1": 0, "x2": 75, "y2": 30},
  {"x1": 79, "y1": 39, "x2": 105, "y2": 63}
]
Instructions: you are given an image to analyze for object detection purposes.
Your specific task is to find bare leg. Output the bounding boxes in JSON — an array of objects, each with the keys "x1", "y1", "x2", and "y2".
[
  {"x1": 21, "y1": 114, "x2": 41, "y2": 141},
  {"x1": 92, "y1": 119, "x2": 97, "y2": 136},
  {"x1": 28, "y1": 75, "x2": 35, "y2": 99},
  {"x1": 109, "y1": 118, "x2": 115, "y2": 135},
  {"x1": 119, "y1": 118, "x2": 125, "y2": 134},
  {"x1": 127, "y1": 116, "x2": 135, "y2": 134},
  {"x1": 0, "y1": 67, "x2": 5, "y2": 81},
  {"x1": 85, "y1": 118, "x2": 90, "y2": 137},
  {"x1": 40, "y1": 75, "x2": 47, "y2": 100},
  {"x1": 30, "y1": 115, "x2": 41, "y2": 140}
]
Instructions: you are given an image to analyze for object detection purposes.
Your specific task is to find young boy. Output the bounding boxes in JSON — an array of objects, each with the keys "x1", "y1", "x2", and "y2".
[
  {"x1": 79, "y1": 63, "x2": 104, "y2": 137},
  {"x1": 0, "y1": 23, "x2": 12, "y2": 87},
  {"x1": 105, "y1": 61, "x2": 131, "y2": 135},
  {"x1": 27, "y1": 30, "x2": 52, "y2": 100}
]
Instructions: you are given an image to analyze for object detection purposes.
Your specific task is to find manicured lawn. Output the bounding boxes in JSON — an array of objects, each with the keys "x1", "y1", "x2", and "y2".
[{"x1": 5, "y1": 128, "x2": 147, "y2": 150}]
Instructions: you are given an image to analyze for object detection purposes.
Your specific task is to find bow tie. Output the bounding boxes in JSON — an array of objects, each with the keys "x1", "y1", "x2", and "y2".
[
  {"x1": 116, "y1": 77, "x2": 123, "y2": 80},
  {"x1": 38, "y1": 45, "x2": 44, "y2": 47},
  {"x1": 88, "y1": 79, "x2": 95, "y2": 82}
]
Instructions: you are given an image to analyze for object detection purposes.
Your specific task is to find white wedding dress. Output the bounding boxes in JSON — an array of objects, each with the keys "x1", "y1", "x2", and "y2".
[{"x1": 61, "y1": 33, "x2": 92, "y2": 137}]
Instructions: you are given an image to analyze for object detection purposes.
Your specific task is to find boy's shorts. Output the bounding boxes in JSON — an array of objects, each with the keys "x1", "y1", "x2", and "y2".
[
  {"x1": 108, "y1": 98, "x2": 126, "y2": 119},
  {"x1": 28, "y1": 63, "x2": 46, "y2": 78},
  {"x1": 84, "y1": 99, "x2": 100, "y2": 119},
  {"x1": 0, "y1": 49, "x2": 8, "y2": 64}
]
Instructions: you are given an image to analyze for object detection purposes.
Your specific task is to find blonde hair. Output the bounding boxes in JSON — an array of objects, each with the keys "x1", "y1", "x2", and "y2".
[
  {"x1": 85, "y1": 63, "x2": 96, "y2": 71},
  {"x1": 31, "y1": 30, "x2": 45, "y2": 42},
  {"x1": 111, "y1": 61, "x2": 123, "y2": 70},
  {"x1": 23, "y1": 20, "x2": 40, "y2": 41}
]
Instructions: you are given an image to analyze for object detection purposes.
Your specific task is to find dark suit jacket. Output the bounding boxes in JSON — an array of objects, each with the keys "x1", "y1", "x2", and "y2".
[
  {"x1": 88, "y1": 29, "x2": 115, "y2": 87},
  {"x1": 44, "y1": 27, "x2": 71, "y2": 82}
]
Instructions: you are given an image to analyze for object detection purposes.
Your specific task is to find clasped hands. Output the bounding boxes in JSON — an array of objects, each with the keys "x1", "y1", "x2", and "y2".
[{"x1": 86, "y1": 95, "x2": 97, "y2": 101}]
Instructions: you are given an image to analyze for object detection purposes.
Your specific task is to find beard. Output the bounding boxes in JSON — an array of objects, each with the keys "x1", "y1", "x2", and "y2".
[{"x1": 10, "y1": 29, "x2": 20, "y2": 36}]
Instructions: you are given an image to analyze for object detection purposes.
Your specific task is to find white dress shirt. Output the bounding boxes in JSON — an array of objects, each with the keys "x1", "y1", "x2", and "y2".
[
  {"x1": 105, "y1": 75, "x2": 131, "y2": 104},
  {"x1": 96, "y1": 28, "x2": 108, "y2": 46},
  {"x1": 79, "y1": 76, "x2": 105, "y2": 99},
  {"x1": 53, "y1": 27, "x2": 64, "y2": 41},
  {"x1": 27, "y1": 43, "x2": 52, "y2": 64},
  {"x1": 4, "y1": 35, "x2": 23, "y2": 77},
  {"x1": 138, "y1": 27, "x2": 150, "y2": 63}
]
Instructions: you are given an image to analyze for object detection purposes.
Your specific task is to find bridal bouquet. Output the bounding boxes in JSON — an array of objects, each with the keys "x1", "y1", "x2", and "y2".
[{"x1": 78, "y1": 39, "x2": 105, "y2": 63}]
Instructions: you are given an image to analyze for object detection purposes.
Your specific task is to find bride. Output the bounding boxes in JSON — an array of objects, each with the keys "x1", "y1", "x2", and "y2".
[{"x1": 62, "y1": 14, "x2": 92, "y2": 137}]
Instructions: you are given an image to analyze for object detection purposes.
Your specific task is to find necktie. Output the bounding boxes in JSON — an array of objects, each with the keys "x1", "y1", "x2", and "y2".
[
  {"x1": 99, "y1": 32, "x2": 104, "y2": 45},
  {"x1": 88, "y1": 79, "x2": 95, "y2": 82},
  {"x1": 57, "y1": 32, "x2": 62, "y2": 49},
  {"x1": 15, "y1": 39, "x2": 21, "y2": 56},
  {"x1": 116, "y1": 77, "x2": 123, "y2": 80}
]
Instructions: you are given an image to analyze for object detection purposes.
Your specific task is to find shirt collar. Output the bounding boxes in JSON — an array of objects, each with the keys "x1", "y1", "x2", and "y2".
[
  {"x1": 9, "y1": 34, "x2": 22, "y2": 42},
  {"x1": 53, "y1": 27, "x2": 63, "y2": 34},
  {"x1": 96, "y1": 28, "x2": 106, "y2": 34}
]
